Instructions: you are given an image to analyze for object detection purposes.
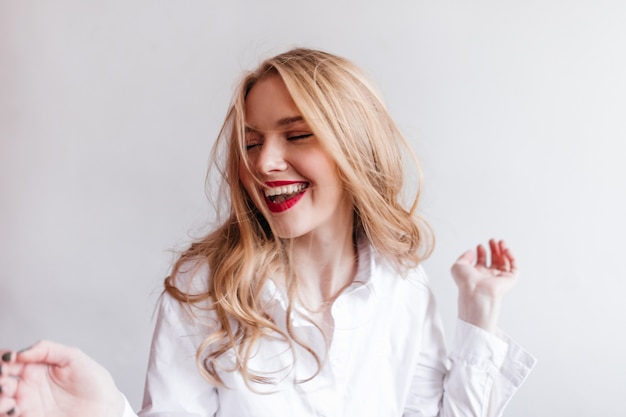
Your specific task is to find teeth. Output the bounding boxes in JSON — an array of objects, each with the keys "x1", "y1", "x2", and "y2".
[{"x1": 264, "y1": 183, "x2": 307, "y2": 197}]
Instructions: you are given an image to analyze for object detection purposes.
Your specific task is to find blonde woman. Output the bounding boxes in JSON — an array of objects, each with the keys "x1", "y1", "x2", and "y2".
[{"x1": 0, "y1": 48, "x2": 535, "y2": 417}]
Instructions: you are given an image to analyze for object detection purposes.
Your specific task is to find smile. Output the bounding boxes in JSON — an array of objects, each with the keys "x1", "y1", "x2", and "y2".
[{"x1": 263, "y1": 182, "x2": 309, "y2": 213}]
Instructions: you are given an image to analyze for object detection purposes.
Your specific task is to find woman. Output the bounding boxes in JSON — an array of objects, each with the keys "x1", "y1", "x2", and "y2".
[{"x1": 0, "y1": 48, "x2": 535, "y2": 417}]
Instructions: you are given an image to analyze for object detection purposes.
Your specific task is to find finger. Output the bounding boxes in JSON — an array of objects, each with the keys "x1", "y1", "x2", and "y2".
[
  {"x1": 0, "y1": 376, "x2": 18, "y2": 398},
  {"x1": 0, "y1": 362, "x2": 24, "y2": 379},
  {"x1": 489, "y1": 239, "x2": 502, "y2": 267},
  {"x1": 494, "y1": 239, "x2": 509, "y2": 270},
  {"x1": 497, "y1": 240, "x2": 510, "y2": 271},
  {"x1": 499, "y1": 240, "x2": 511, "y2": 255},
  {"x1": 1, "y1": 348, "x2": 28, "y2": 378},
  {"x1": 454, "y1": 249, "x2": 476, "y2": 265},
  {"x1": 0, "y1": 397, "x2": 16, "y2": 416},
  {"x1": 0, "y1": 352, "x2": 13, "y2": 364},
  {"x1": 503, "y1": 245, "x2": 519, "y2": 274},
  {"x1": 15, "y1": 340, "x2": 74, "y2": 368},
  {"x1": 476, "y1": 244, "x2": 487, "y2": 267},
  {"x1": 0, "y1": 351, "x2": 17, "y2": 377}
]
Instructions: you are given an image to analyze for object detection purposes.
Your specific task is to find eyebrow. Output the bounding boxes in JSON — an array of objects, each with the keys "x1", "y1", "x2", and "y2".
[
  {"x1": 245, "y1": 116, "x2": 306, "y2": 133},
  {"x1": 276, "y1": 116, "x2": 304, "y2": 127}
]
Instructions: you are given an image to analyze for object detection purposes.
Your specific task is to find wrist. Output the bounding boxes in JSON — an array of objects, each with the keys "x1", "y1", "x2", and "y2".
[{"x1": 458, "y1": 293, "x2": 502, "y2": 333}]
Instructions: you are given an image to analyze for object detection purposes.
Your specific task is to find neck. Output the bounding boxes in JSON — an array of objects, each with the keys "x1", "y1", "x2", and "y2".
[{"x1": 290, "y1": 222, "x2": 357, "y2": 311}]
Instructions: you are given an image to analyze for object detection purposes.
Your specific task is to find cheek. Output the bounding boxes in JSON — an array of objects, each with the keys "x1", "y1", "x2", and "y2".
[
  {"x1": 309, "y1": 152, "x2": 349, "y2": 205},
  {"x1": 307, "y1": 151, "x2": 342, "y2": 186}
]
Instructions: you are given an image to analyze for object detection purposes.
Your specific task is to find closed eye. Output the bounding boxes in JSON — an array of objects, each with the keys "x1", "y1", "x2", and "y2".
[
  {"x1": 245, "y1": 131, "x2": 263, "y2": 151},
  {"x1": 287, "y1": 133, "x2": 313, "y2": 141}
]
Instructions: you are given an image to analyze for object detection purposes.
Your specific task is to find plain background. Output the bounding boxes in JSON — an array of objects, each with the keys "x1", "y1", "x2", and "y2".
[{"x1": 2, "y1": 1, "x2": 625, "y2": 415}]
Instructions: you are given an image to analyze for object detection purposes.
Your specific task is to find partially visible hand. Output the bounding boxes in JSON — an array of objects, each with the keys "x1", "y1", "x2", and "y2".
[
  {"x1": 0, "y1": 340, "x2": 124, "y2": 417},
  {"x1": 451, "y1": 239, "x2": 519, "y2": 333}
]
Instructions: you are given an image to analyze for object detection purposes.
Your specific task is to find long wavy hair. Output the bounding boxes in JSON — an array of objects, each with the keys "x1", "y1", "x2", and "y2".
[{"x1": 164, "y1": 47, "x2": 433, "y2": 388}]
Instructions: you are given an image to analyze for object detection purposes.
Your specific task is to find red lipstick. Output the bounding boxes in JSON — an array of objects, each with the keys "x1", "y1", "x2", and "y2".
[{"x1": 263, "y1": 181, "x2": 308, "y2": 213}]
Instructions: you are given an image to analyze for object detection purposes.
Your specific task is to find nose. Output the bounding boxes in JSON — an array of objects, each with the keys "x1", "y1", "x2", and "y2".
[{"x1": 254, "y1": 137, "x2": 288, "y2": 175}]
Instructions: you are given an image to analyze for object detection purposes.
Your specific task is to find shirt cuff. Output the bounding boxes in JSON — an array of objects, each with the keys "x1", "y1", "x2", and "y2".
[
  {"x1": 450, "y1": 319, "x2": 509, "y2": 370},
  {"x1": 451, "y1": 319, "x2": 537, "y2": 386},
  {"x1": 121, "y1": 394, "x2": 138, "y2": 417}
]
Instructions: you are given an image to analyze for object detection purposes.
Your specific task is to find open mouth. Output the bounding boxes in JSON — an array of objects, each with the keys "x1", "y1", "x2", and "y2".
[{"x1": 263, "y1": 182, "x2": 309, "y2": 212}]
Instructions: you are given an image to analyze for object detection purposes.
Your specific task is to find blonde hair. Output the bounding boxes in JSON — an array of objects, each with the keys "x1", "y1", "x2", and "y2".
[{"x1": 165, "y1": 47, "x2": 433, "y2": 388}]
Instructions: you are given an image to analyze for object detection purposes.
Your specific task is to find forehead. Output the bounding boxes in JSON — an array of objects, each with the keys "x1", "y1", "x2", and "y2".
[{"x1": 244, "y1": 75, "x2": 304, "y2": 131}]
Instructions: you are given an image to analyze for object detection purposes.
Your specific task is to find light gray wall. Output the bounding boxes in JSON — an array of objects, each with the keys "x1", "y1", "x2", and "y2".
[{"x1": 2, "y1": 1, "x2": 625, "y2": 415}]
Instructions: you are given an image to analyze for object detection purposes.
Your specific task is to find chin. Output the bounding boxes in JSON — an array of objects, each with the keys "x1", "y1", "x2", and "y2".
[
  {"x1": 274, "y1": 228, "x2": 301, "y2": 240},
  {"x1": 271, "y1": 223, "x2": 308, "y2": 240}
]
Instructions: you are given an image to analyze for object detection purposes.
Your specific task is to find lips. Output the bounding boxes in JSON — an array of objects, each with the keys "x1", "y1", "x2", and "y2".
[{"x1": 263, "y1": 181, "x2": 309, "y2": 213}]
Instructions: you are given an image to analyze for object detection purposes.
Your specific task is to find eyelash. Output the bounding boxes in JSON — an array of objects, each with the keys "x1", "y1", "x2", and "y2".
[
  {"x1": 287, "y1": 133, "x2": 313, "y2": 141},
  {"x1": 245, "y1": 133, "x2": 313, "y2": 150}
]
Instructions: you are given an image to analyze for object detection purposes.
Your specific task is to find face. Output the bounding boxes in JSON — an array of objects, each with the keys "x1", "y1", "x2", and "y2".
[{"x1": 239, "y1": 75, "x2": 353, "y2": 240}]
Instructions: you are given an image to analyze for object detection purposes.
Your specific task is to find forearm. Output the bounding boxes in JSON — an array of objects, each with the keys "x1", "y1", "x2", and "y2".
[{"x1": 457, "y1": 293, "x2": 502, "y2": 334}]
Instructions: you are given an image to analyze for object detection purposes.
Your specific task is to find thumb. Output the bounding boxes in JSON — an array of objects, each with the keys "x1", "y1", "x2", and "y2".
[
  {"x1": 16, "y1": 340, "x2": 76, "y2": 367},
  {"x1": 454, "y1": 249, "x2": 476, "y2": 266}
]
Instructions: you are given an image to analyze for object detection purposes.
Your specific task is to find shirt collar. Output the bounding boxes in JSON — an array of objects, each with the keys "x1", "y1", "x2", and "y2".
[{"x1": 259, "y1": 234, "x2": 377, "y2": 322}]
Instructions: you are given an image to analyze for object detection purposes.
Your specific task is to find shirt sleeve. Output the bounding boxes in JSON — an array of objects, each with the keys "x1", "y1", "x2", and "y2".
[
  {"x1": 121, "y1": 394, "x2": 138, "y2": 417},
  {"x1": 404, "y1": 313, "x2": 536, "y2": 417},
  {"x1": 401, "y1": 265, "x2": 536, "y2": 417},
  {"x1": 137, "y1": 292, "x2": 220, "y2": 417},
  {"x1": 445, "y1": 321, "x2": 536, "y2": 417}
]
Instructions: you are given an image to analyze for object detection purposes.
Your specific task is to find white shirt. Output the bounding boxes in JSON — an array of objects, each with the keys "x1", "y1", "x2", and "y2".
[{"x1": 123, "y1": 241, "x2": 536, "y2": 417}]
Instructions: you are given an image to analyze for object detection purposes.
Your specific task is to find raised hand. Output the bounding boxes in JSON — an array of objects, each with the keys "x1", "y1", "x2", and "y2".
[
  {"x1": 0, "y1": 340, "x2": 124, "y2": 417},
  {"x1": 451, "y1": 239, "x2": 519, "y2": 333}
]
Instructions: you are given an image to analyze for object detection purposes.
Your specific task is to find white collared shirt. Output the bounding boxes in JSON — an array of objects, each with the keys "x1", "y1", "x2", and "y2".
[{"x1": 124, "y1": 241, "x2": 535, "y2": 417}]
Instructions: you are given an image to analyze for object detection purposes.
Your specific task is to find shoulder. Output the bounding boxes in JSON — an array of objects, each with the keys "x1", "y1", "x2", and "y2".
[
  {"x1": 160, "y1": 258, "x2": 215, "y2": 324},
  {"x1": 406, "y1": 264, "x2": 431, "y2": 291},
  {"x1": 364, "y1": 248, "x2": 434, "y2": 313},
  {"x1": 366, "y1": 251, "x2": 440, "y2": 332},
  {"x1": 367, "y1": 243, "x2": 430, "y2": 291},
  {"x1": 167, "y1": 258, "x2": 212, "y2": 295}
]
